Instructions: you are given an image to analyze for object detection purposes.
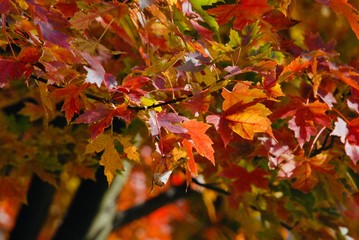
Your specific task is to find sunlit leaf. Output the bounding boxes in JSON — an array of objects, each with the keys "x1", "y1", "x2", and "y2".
[{"x1": 183, "y1": 120, "x2": 215, "y2": 164}]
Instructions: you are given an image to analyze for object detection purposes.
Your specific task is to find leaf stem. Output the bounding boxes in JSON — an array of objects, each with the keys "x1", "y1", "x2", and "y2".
[
  {"x1": 332, "y1": 107, "x2": 350, "y2": 123},
  {"x1": 98, "y1": 18, "x2": 114, "y2": 42},
  {"x1": 308, "y1": 126, "x2": 326, "y2": 157}
]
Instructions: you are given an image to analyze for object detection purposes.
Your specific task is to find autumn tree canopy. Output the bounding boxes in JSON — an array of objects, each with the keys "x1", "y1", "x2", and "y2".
[{"x1": 0, "y1": 0, "x2": 359, "y2": 239}]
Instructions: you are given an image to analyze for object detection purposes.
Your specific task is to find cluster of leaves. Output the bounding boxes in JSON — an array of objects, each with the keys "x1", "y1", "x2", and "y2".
[{"x1": 1, "y1": 0, "x2": 359, "y2": 238}]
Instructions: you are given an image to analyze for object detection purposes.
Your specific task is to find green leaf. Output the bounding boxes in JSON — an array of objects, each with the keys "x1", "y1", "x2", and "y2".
[
  {"x1": 189, "y1": 0, "x2": 220, "y2": 32},
  {"x1": 229, "y1": 29, "x2": 242, "y2": 48}
]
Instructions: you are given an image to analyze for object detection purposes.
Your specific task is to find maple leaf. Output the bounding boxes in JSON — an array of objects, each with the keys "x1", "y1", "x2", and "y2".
[
  {"x1": 19, "y1": 102, "x2": 45, "y2": 121},
  {"x1": 116, "y1": 76, "x2": 151, "y2": 104},
  {"x1": 207, "y1": 0, "x2": 271, "y2": 30},
  {"x1": 182, "y1": 120, "x2": 215, "y2": 164},
  {"x1": 117, "y1": 136, "x2": 140, "y2": 162},
  {"x1": 74, "y1": 103, "x2": 131, "y2": 139},
  {"x1": 35, "y1": 20, "x2": 70, "y2": 48},
  {"x1": 16, "y1": 47, "x2": 42, "y2": 64},
  {"x1": 182, "y1": 92, "x2": 211, "y2": 115},
  {"x1": 221, "y1": 81, "x2": 266, "y2": 111},
  {"x1": 151, "y1": 147, "x2": 188, "y2": 187},
  {"x1": 220, "y1": 164, "x2": 268, "y2": 205},
  {"x1": 262, "y1": 9, "x2": 299, "y2": 30},
  {"x1": 81, "y1": 52, "x2": 107, "y2": 88},
  {"x1": 277, "y1": 99, "x2": 331, "y2": 147},
  {"x1": 331, "y1": 70, "x2": 359, "y2": 92},
  {"x1": 331, "y1": 117, "x2": 359, "y2": 163},
  {"x1": 207, "y1": 81, "x2": 273, "y2": 143},
  {"x1": 277, "y1": 56, "x2": 311, "y2": 82},
  {"x1": 52, "y1": 84, "x2": 89, "y2": 123},
  {"x1": 304, "y1": 32, "x2": 336, "y2": 52},
  {"x1": 291, "y1": 154, "x2": 334, "y2": 192},
  {"x1": 70, "y1": 11, "x2": 99, "y2": 30},
  {"x1": 262, "y1": 71, "x2": 285, "y2": 99},
  {"x1": 224, "y1": 103, "x2": 274, "y2": 140},
  {"x1": 85, "y1": 134, "x2": 124, "y2": 184},
  {"x1": 70, "y1": 3, "x2": 128, "y2": 30},
  {"x1": 0, "y1": 59, "x2": 25, "y2": 87},
  {"x1": 206, "y1": 114, "x2": 233, "y2": 147},
  {"x1": 182, "y1": 138, "x2": 197, "y2": 176},
  {"x1": 55, "y1": 2, "x2": 79, "y2": 18},
  {"x1": 147, "y1": 110, "x2": 188, "y2": 136},
  {"x1": 259, "y1": 136, "x2": 296, "y2": 179}
]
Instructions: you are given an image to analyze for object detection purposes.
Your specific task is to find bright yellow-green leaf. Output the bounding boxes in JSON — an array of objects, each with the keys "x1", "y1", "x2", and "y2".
[
  {"x1": 140, "y1": 97, "x2": 162, "y2": 111},
  {"x1": 229, "y1": 29, "x2": 242, "y2": 48},
  {"x1": 143, "y1": 52, "x2": 185, "y2": 76},
  {"x1": 194, "y1": 67, "x2": 217, "y2": 86}
]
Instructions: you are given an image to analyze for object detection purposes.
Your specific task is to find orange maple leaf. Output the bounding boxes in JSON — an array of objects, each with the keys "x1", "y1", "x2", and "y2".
[
  {"x1": 207, "y1": 0, "x2": 271, "y2": 29},
  {"x1": 222, "y1": 81, "x2": 266, "y2": 111},
  {"x1": 291, "y1": 154, "x2": 334, "y2": 192},
  {"x1": 278, "y1": 56, "x2": 311, "y2": 82},
  {"x1": 183, "y1": 120, "x2": 215, "y2": 165},
  {"x1": 182, "y1": 138, "x2": 198, "y2": 176}
]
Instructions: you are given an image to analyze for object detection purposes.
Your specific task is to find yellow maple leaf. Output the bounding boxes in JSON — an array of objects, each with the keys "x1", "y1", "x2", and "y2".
[
  {"x1": 85, "y1": 134, "x2": 123, "y2": 184},
  {"x1": 117, "y1": 136, "x2": 140, "y2": 163},
  {"x1": 225, "y1": 103, "x2": 273, "y2": 140}
]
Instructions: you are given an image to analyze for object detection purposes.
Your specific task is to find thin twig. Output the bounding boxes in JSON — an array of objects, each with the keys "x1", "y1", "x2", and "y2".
[{"x1": 191, "y1": 178, "x2": 231, "y2": 195}]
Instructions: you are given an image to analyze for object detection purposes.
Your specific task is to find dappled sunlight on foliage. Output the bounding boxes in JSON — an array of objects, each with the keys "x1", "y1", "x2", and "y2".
[{"x1": 0, "y1": 0, "x2": 358, "y2": 239}]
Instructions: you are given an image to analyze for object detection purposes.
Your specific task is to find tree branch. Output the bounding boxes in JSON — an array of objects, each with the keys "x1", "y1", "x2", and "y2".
[
  {"x1": 30, "y1": 75, "x2": 225, "y2": 112},
  {"x1": 112, "y1": 183, "x2": 195, "y2": 229},
  {"x1": 191, "y1": 178, "x2": 231, "y2": 195},
  {"x1": 112, "y1": 177, "x2": 231, "y2": 230}
]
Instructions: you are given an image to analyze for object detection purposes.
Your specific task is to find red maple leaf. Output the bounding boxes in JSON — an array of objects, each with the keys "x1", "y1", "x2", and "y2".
[
  {"x1": 276, "y1": 99, "x2": 331, "y2": 147},
  {"x1": 116, "y1": 76, "x2": 150, "y2": 104},
  {"x1": 262, "y1": 9, "x2": 299, "y2": 31},
  {"x1": 207, "y1": 0, "x2": 271, "y2": 30},
  {"x1": 52, "y1": 84, "x2": 89, "y2": 123},
  {"x1": 206, "y1": 114, "x2": 233, "y2": 147},
  {"x1": 220, "y1": 164, "x2": 268, "y2": 206},
  {"x1": 0, "y1": 59, "x2": 26, "y2": 87},
  {"x1": 74, "y1": 103, "x2": 131, "y2": 139}
]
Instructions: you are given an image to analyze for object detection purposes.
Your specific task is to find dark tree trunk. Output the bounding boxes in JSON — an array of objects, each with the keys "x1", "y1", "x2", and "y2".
[
  {"x1": 52, "y1": 167, "x2": 108, "y2": 240},
  {"x1": 9, "y1": 174, "x2": 56, "y2": 240}
]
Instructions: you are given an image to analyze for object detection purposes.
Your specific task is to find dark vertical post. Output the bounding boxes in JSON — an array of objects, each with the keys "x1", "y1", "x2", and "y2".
[
  {"x1": 52, "y1": 167, "x2": 108, "y2": 240},
  {"x1": 9, "y1": 174, "x2": 56, "y2": 240}
]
